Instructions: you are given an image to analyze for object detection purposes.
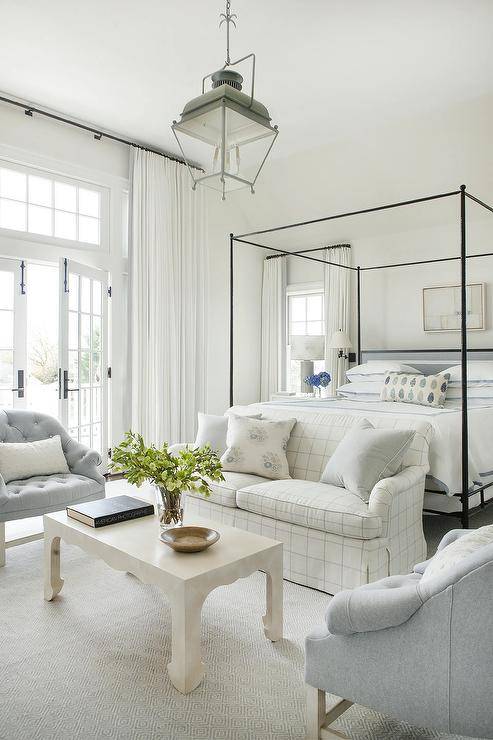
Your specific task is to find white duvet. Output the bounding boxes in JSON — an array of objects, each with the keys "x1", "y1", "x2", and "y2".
[{"x1": 254, "y1": 398, "x2": 493, "y2": 496}]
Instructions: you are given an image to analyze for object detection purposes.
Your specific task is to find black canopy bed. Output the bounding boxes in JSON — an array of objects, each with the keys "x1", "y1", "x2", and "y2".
[{"x1": 228, "y1": 184, "x2": 493, "y2": 529}]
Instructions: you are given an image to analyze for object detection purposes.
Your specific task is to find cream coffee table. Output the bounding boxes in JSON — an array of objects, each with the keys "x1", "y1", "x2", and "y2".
[{"x1": 43, "y1": 510, "x2": 283, "y2": 693}]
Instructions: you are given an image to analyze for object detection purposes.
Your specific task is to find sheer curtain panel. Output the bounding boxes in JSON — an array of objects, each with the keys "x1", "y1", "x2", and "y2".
[
  {"x1": 129, "y1": 150, "x2": 207, "y2": 444},
  {"x1": 260, "y1": 257, "x2": 287, "y2": 401}
]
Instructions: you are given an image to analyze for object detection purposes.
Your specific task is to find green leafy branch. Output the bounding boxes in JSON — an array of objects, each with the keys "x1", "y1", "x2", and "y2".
[{"x1": 110, "y1": 431, "x2": 224, "y2": 497}]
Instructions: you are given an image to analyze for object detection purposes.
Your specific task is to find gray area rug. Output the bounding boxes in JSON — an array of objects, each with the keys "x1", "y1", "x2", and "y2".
[{"x1": 0, "y1": 528, "x2": 474, "y2": 740}]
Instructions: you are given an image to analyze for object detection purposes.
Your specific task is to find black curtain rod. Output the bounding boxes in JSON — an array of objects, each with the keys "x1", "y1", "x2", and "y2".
[
  {"x1": 265, "y1": 243, "x2": 351, "y2": 260},
  {"x1": 361, "y1": 250, "x2": 493, "y2": 272},
  {"x1": 0, "y1": 94, "x2": 203, "y2": 171},
  {"x1": 233, "y1": 190, "x2": 461, "y2": 239},
  {"x1": 234, "y1": 237, "x2": 358, "y2": 271}
]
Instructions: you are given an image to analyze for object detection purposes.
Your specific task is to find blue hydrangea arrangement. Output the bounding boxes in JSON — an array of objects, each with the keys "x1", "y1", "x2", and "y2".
[{"x1": 304, "y1": 371, "x2": 331, "y2": 388}]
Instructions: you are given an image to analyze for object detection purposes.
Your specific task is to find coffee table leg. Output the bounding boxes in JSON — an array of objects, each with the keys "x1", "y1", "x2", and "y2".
[
  {"x1": 263, "y1": 549, "x2": 283, "y2": 641},
  {"x1": 168, "y1": 587, "x2": 206, "y2": 693},
  {"x1": 44, "y1": 533, "x2": 64, "y2": 601}
]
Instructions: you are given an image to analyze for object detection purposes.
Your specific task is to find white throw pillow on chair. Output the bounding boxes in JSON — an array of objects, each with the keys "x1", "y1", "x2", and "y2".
[{"x1": 0, "y1": 435, "x2": 69, "y2": 483}]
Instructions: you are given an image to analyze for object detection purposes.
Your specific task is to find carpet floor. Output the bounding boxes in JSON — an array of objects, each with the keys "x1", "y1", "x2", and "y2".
[{"x1": 0, "y1": 526, "x2": 475, "y2": 740}]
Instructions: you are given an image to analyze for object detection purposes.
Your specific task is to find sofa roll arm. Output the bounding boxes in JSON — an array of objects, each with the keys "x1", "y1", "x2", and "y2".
[
  {"x1": 368, "y1": 465, "x2": 427, "y2": 521},
  {"x1": 325, "y1": 573, "x2": 423, "y2": 636}
]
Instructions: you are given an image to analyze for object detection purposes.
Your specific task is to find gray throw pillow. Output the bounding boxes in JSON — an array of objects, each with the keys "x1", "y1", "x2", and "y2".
[{"x1": 320, "y1": 418, "x2": 415, "y2": 502}]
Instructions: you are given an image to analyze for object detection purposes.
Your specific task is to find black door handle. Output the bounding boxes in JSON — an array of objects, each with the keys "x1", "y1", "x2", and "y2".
[
  {"x1": 12, "y1": 370, "x2": 24, "y2": 398},
  {"x1": 63, "y1": 370, "x2": 80, "y2": 399}
]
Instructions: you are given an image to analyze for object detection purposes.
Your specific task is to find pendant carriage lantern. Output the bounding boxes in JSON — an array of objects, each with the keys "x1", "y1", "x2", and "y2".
[{"x1": 171, "y1": 1, "x2": 279, "y2": 200}]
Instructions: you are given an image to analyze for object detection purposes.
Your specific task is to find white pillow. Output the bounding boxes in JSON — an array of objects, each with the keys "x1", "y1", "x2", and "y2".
[
  {"x1": 221, "y1": 415, "x2": 296, "y2": 480},
  {"x1": 444, "y1": 362, "x2": 493, "y2": 385},
  {"x1": 337, "y1": 381, "x2": 382, "y2": 401},
  {"x1": 421, "y1": 525, "x2": 493, "y2": 582},
  {"x1": 194, "y1": 411, "x2": 262, "y2": 456},
  {"x1": 446, "y1": 386, "x2": 493, "y2": 399},
  {"x1": 347, "y1": 361, "x2": 422, "y2": 384},
  {"x1": 0, "y1": 435, "x2": 69, "y2": 483}
]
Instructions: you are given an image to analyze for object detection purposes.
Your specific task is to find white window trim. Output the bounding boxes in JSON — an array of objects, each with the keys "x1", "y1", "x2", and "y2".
[
  {"x1": 0, "y1": 157, "x2": 110, "y2": 253},
  {"x1": 286, "y1": 281, "x2": 324, "y2": 295}
]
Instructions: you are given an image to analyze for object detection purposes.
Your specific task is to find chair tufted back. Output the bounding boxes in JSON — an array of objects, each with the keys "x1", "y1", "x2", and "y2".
[{"x1": 0, "y1": 408, "x2": 103, "y2": 480}]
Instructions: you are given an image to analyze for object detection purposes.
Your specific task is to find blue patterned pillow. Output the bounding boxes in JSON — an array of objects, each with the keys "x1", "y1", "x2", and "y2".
[{"x1": 380, "y1": 372, "x2": 450, "y2": 408}]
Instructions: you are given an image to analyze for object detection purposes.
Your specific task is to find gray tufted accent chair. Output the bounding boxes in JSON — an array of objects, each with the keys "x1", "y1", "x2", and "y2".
[
  {"x1": 305, "y1": 528, "x2": 493, "y2": 739},
  {"x1": 0, "y1": 409, "x2": 105, "y2": 566}
]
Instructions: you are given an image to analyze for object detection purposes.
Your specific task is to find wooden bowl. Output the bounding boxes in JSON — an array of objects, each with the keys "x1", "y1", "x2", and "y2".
[{"x1": 160, "y1": 526, "x2": 220, "y2": 553}]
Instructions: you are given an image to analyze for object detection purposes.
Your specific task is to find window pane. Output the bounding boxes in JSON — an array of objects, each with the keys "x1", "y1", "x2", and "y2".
[
  {"x1": 68, "y1": 350, "x2": 79, "y2": 384},
  {"x1": 290, "y1": 322, "x2": 305, "y2": 336},
  {"x1": 28, "y1": 175, "x2": 52, "y2": 206},
  {"x1": 69, "y1": 312, "x2": 79, "y2": 350},
  {"x1": 0, "y1": 310, "x2": 14, "y2": 348},
  {"x1": 306, "y1": 295, "x2": 322, "y2": 321},
  {"x1": 78, "y1": 188, "x2": 99, "y2": 217},
  {"x1": 307, "y1": 321, "x2": 323, "y2": 335},
  {"x1": 0, "y1": 169, "x2": 26, "y2": 200},
  {"x1": 290, "y1": 296, "x2": 305, "y2": 322},
  {"x1": 54, "y1": 210, "x2": 76, "y2": 240},
  {"x1": 80, "y1": 277, "x2": 91, "y2": 313},
  {"x1": 92, "y1": 422, "x2": 102, "y2": 454},
  {"x1": 78, "y1": 216, "x2": 99, "y2": 245},
  {"x1": 92, "y1": 281, "x2": 101, "y2": 315},
  {"x1": 80, "y1": 351, "x2": 90, "y2": 385},
  {"x1": 68, "y1": 391, "x2": 79, "y2": 427},
  {"x1": 0, "y1": 389, "x2": 12, "y2": 408},
  {"x1": 92, "y1": 316, "x2": 101, "y2": 351},
  {"x1": 54, "y1": 182, "x2": 76, "y2": 212},
  {"x1": 69, "y1": 274, "x2": 79, "y2": 311},
  {"x1": 0, "y1": 198, "x2": 26, "y2": 231},
  {"x1": 92, "y1": 352, "x2": 101, "y2": 384},
  {"x1": 0, "y1": 349, "x2": 13, "y2": 385},
  {"x1": 28, "y1": 204, "x2": 52, "y2": 236},
  {"x1": 0, "y1": 272, "x2": 14, "y2": 310},
  {"x1": 92, "y1": 386, "x2": 101, "y2": 422},
  {"x1": 81, "y1": 388, "x2": 90, "y2": 425}
]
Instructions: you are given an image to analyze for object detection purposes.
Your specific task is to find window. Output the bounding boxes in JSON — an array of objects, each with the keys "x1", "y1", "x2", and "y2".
[
  {"x1": 286, "y1": 289, "x2": 325, "y2": 393},
  {"x1": 0, "y1": 164, "x2": 103, "y2": 246}
]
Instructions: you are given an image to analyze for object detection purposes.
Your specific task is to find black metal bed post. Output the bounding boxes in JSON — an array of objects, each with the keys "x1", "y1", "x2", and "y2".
[
  {"x1": 460, "y1": 185, "x2": 469, "y2": 529},
  {"x1": 229, "y1": 234, "x2": 234, "y2": 408},
  {"x1": 356, "y1": 266, "x2": 362, "y2": 365}
]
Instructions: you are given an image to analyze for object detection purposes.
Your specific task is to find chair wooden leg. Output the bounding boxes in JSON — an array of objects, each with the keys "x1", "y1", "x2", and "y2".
[
  {"x1": 306, "y1": 685, "x2": 326, "y2": 739},
  {"x1": 306, "y1": 685, "x2": 352, "y2": 740},
  {"x1": 0, "y1": 521, "x2": 5, "y2": 567}
]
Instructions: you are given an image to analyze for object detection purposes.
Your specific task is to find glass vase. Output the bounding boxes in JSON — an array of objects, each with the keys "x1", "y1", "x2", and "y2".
[{"x1": 154, "y1": 486, "x2": 184, "y2": 531}]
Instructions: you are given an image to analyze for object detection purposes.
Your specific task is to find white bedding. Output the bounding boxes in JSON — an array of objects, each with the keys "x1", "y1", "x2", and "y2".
[{"x1": 255, "y1": 398, "x2": 493, "y2": 497}]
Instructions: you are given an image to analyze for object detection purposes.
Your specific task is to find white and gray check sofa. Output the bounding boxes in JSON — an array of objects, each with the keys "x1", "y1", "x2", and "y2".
[
  {"x1": 0, "y1": 409, "x2": 105, "y2": 566},
  {"x1": 171, "y1": 407, "x2": 432, "y2": 594},
  {"x1": 305, "y1": 528, "x2": 493, "y2": 739}
]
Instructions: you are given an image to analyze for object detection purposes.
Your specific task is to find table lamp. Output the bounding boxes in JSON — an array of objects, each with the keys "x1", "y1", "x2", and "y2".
[{"x1": 290, "y1": 335, "x2": 325, "y2": 393}]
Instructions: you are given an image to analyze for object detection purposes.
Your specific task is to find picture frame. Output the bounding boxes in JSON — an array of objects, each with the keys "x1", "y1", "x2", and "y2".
[{"x1": 422, "y1": 283, "x2": 485, "y2": 332}]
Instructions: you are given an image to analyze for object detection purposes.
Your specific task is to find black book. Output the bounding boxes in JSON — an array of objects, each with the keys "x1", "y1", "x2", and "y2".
[{"x1": 67, "y1": 495, "x2": 154, "y2": 528}]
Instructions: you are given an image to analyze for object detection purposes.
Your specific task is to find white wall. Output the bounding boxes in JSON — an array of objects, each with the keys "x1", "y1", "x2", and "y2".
[{"x1": 219, "y1": 94, "x2": 493, "y2": 402}]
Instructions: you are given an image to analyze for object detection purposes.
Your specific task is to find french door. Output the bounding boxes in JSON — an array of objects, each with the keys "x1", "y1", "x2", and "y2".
[
  {"x1": 0, "y1": 258, "x2": 27, "y2": 408},
  {"x1": 59, "y1": 259, "x2": 108, "y2": 466}
]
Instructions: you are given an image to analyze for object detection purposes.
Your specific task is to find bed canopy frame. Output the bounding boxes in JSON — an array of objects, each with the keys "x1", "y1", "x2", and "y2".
[{"x1": 229, "y1": 184, "x2": 493, "y2": 528}]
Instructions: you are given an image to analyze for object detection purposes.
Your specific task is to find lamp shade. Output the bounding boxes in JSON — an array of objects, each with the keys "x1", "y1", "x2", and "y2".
[
  {"x1": 328, "y1": 330, "x2": 352, "y2": 350},
  {"x1": 290, "y1": 335, "x2": 325, "y2": 360}
]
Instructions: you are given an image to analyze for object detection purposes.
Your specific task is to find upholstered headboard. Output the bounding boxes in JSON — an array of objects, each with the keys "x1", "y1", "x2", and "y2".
[{"x1": 360, "y1": 348, "x2": 493, "y2": 376}]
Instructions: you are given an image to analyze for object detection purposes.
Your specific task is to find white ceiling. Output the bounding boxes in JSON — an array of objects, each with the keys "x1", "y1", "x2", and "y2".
[{"x1": 1, "y1": 0, "x2": 492, "y2": 162}]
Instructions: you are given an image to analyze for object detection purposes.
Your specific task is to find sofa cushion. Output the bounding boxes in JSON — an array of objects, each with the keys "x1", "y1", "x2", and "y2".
[
  {"x1": 236, "y1": 479, "x2": 382, "y2": 539},
  {"x1": 0, "y1": 473, "x2": 103, "y2": 518},
  {"x1": 187, "y1": 471, "x2": 270, "y2": 508}
]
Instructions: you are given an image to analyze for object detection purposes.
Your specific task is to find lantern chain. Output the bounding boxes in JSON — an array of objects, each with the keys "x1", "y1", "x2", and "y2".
[{"x1": 219, "y1": 0, "x2": 237, "y2": 66}]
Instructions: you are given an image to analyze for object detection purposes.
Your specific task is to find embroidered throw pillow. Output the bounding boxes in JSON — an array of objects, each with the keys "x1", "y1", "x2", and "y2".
[
  {"x1": 421, "y1": 525, "x2": 493, "y2": 582},
  {"x1": 319, "y1": 418, "x2": 415, "y2": 502},
  {"x1": 194, "y1": 412, "x2": 261, "y2": 456},
  {"x1": 220, "y1": 416, "x2": 296, "y2": 480},
  {"x1": 380, "y1": 372, "x2": 450, "y2": 408}
]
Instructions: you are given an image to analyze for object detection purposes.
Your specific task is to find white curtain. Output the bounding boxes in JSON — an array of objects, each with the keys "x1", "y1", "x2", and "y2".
[
  {"x1": 324, "y1": 246, "x2": 351, "y2": 394},
  {"x1": 129, "y1": 150, "x2": 207, "y2": 445},
  {"x1": 260, "y1": 257, "x2": 287, "y2": 401}
]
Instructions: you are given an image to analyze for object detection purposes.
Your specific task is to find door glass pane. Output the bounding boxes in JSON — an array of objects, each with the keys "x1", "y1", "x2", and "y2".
[
  {"x1": 68, "y1": 391, "x2": 79, "y2": 427},
  {"x1": 0, "y1": 349, "x2": 13, "y2": 385},
  {"x1": 69, "y1": 313, "x2": 78, "y2": 350},
  {"x1": 92, "y1": 422, "x2": 102, "y2": 454},
  {"x1": 80, "y1": 352, "x2": 90, "y2": 385},
  {"x1": 0, "y1": 272, "x2": 14, "y2": 310},
  {"x1": 92, "y1": 386, "x2": 101, "y2": 422},
  {"x1": 69, "y1": 274, "x2": 79, "y2": 311},
  {"x1": 92, "y1": 316, "x2": 101, "y2": 351},
  {"x1": 0, "y1": 310, "x2": 13, "y2": 348},
  {"x1": 80, "y1": 425, "x2": 90, "y2": 447},
  {"x1": 92, "y1": 352, "x2": 101, "y2": 384},
  {"x1": 68, "y1": 351, "x2": 78, "y2": 384},
  {"x1": 80, "y1": 277, "x2": 91, "y2": 313},
  {"x1": 92, "y1": 281, "x2": 101, "y2": 315},
  {"x1": 80, "y1": 314, "x2": 90, "y2": 349},
  {"x1": 0, "y1": 389, "x2": 12, "y2": 407},
  {"x1": 81, "y1": 388, "x2": 90, "y2": 425},
  {"x1": 26, "y1": 264, "x2": 59, "y2": 419}
]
